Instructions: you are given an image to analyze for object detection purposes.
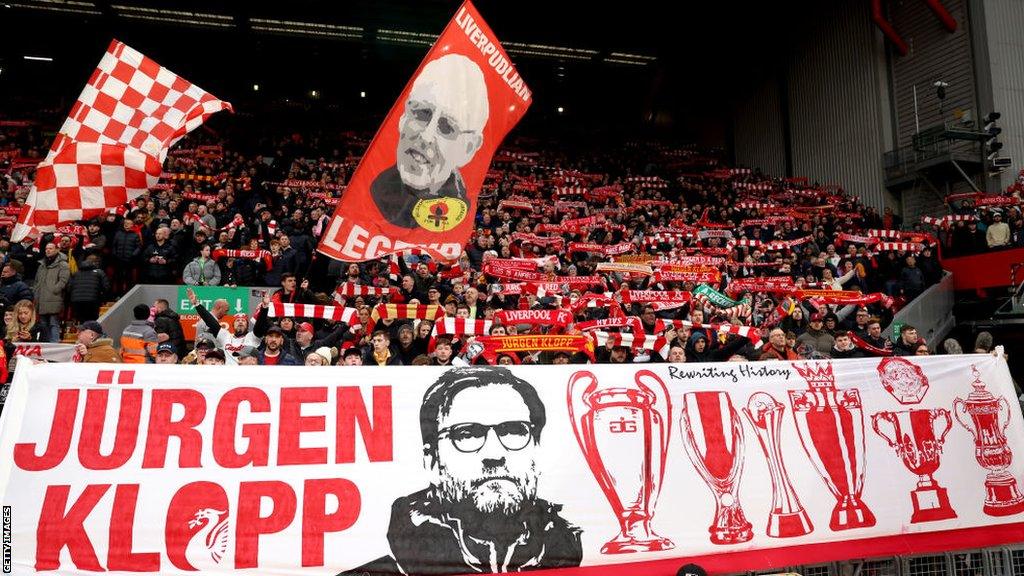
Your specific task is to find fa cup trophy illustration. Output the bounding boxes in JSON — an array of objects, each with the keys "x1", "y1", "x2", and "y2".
[
  {"x1": 789, "y1": 362, "x2": 876, "y2": 530},
  {"x1": 568, "y1": 370, "x2": 674, "y2": 553},
  {"x1": 743, "y1": 392, "x2": 814, "y2": 537},
  {"x1": 871, "y1": 408, "x2": 957, "y2": 523},
  {"x1": 953, "y1": 365, "x2": 1024, "y2": 516},
  {"x1": 681, "y1": 391, "x2": 753, "y2": 544}
]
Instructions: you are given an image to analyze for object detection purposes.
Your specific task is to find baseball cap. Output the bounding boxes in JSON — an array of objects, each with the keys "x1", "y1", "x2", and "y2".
[
  {"x1": 298, "y1": 322, "x2": 314, "y2": 334},
  {"x1": 810, "y1": 313, "x2": 824, "y2": 322},
  {"x1": 205, "y1": 349, "x2": 226, "y2": 361},
  {"x1": 78, "y1": 320, "x2": 104, "y2": 335},
  {"x1": 195, "y1": 335, "x2": 217, "y2": 349},
  {"x1": 234, "y1": 346, "x2": 259, "y2": 359},
  {"x1": 265, "y1": 324, "x2": 285, "y2": 335},
  {"x1": 342, "y1": 346, "x2": 363, "y2": 359},
  {"x1": 156, "y1": 343, "x2": 176, "y2": 354}
]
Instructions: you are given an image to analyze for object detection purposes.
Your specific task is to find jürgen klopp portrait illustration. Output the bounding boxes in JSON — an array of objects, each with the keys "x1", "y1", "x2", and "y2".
[{"x1": 338, "y1": 367, "x2": 582, "y2": 575}]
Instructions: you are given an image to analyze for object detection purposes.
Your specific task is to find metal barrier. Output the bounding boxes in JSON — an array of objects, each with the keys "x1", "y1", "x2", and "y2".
[
  {"x1": 725, "y1": 546, "x2": 1024, "y2": 576},
  {"x1": 96, "y1": 284, "x2": 274, "y2": 343},
  {"x1": 885, "y1": 271, "x2": 955, "y2": 351}
]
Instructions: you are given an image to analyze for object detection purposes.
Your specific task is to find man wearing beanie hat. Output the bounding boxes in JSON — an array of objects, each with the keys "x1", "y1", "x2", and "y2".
[
  {"x1": 684, "y1": 329, "x2": 752, "y2": 363},
  {"x1": 304, "y1": 346, "x2": 335, "y2": 366},
  {"x1": 394, "y1": 322, "x2": 422, "y2": 365}
]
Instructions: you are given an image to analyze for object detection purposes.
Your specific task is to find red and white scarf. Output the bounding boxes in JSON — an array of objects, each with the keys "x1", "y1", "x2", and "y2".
[
  {"x1": 267, "y1": 302, "x2": 358, "y2": 324},
  {"x1": 430, "y1": 317, "x2": 493, "y2": 351},
  {"x1": 219, "y1": 214, "x2": 246, "y2": 232},
  {"x1": 921, "y1": 214, "x2": 976, "y2": 228},
  {"x1": 212, "y1": 248, "x2": 273, "y2": 269},
  {"x1": 619, "y1": 289, "x2": 692, "y2": 305},
  {"x1": 367, "y1": 304, "x2": 445, "y2": 334},
  {"x1": 574, "y1": 316, "x2": 645, "y2": 334},
  {"x1": 652, "y1": 256, "x2": 725, "y2": 267},
  {"x1": 567, "y1": 242, "x2": 634, "y2": 256},
  {"x1": 510, "y1": 233, "x2": 565, "y2": 250},
  {"x1": 494, "y1": 309, "x2": 573, "y2": 329},
  {"x1": 655, "y1": 319, "x2": 763, "y2": 348},
  {"x1": 181, "y1": 191, "x2": 216, "y2": 202},
  {"x1": 592, "y1": 330, "x2": 669, "y2": 356},
  {"x1": 333, "y1": 282, "x2": 395, "y2": 303},
  {"x1": 873, "y1": 242, "x2": 923, "y2": 253},
  {"x1": 497, "y1": 199, "x2": 535, "y2": 212},
  {"x1": 726, "y1": 276, "x2": 794, "y2": 296},
  {"x1": 652, "y1": 270, "x2": 721, "y2": 284}
]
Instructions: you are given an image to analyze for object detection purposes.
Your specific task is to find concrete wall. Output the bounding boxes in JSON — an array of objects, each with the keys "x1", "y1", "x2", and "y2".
[
  {"x1": 733, "y1": 0, "x2": 894, "y2": 210},
  {"x1": 733, "y1": 76, "x2": 787, "y2": 177},
  {"x1": 981, "y1": 0, "x2": 1024, "y2": 182},
  {"x1": 98, "y1": 285, "x2": 273, "y2": 345}
]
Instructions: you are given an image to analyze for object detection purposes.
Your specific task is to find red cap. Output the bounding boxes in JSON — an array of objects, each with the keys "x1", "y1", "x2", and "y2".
[
  {"x1": 298, "y1": 322, "x2": 314, "y2": 334},
  {"x1": 810, "y1": 313, "x2": 824, "y2": 322}
]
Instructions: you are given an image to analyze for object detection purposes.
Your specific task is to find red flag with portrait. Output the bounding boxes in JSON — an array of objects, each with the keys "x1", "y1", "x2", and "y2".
[{"x1": 317, "y1": 1, "x2": 531, "y2": 262}]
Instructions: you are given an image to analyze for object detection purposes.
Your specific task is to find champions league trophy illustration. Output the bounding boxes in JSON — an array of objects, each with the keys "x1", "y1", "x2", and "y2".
[
  {"x1": 567, "y1": 370, "x2": 675, "y2": 553},
  {"x1": 871, "y1": 408, "x2": 957, "y2": 523},
  {"x1": 953, "y1": 365, "x2": 1024, "y2": 516},
  {"x1": 681, "y1": 391, "x2": 753, "y2": 544},
  {"x1": 789, "y1": 362, "x2": 876, "y2": 530},
  {"x1": 743, "y1": 392, "x2": 814, "y2": 537}
]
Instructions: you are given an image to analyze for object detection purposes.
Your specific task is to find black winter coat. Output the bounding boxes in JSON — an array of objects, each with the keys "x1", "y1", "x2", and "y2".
[
  {"x1": 67, "y1": 262, "x2": 110, "y2": 304},
  {"x1": 141, "y1": 241, "x2": 179, "y2": 283},
  {"x1": 154, "y1": 309, "x2": 186, "y2": 357},
  {"x1": 112, "y1": 229, "x2": 143, "y2": 263},
  {"x1": 0, "y1": 274, "x2": 34, "y2": 306}
]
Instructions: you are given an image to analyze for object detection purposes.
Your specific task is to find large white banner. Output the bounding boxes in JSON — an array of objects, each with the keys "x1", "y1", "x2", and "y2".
[
  {"x1": 8, "y1": 343, "x2": 76, "y2": 363},
  {"x1": 0, "y1": 354, "x2": 1022, "y2": 575}
]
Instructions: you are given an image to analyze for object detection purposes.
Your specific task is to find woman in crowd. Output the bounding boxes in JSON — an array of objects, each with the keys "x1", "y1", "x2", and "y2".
[
  {"x1": 305, "y1": 347, "x2": 334, "y2": 366},
  {"x1": 6, "y1": 300, "x2": 44, "y2": 344}
]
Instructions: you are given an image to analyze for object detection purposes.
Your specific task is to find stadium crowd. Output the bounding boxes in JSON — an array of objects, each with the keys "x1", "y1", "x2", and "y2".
[{"x1": 0, "y1": 119, "x2": 1019, "y2": 373}]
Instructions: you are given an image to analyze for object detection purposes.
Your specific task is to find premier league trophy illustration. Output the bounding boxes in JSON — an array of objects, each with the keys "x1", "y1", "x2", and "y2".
[
  {"x1": 743, "y1": 392, "x2": 814, "y2": 537},
  {"x1": 567, "y1": 370, "x2": 675, "y2": 553},
  {"x1": 871, "y1": 408, "x2": 957, "y2": 523},
  {"x1": 789, "y1": 362, "x2": 876, "y2": 530},
  {"x1": 953, "y1": 365, "x2": 1024, "y2": 516},
  {"x1": 681, "y1": 391, "x2": 753, "y2": 544}
]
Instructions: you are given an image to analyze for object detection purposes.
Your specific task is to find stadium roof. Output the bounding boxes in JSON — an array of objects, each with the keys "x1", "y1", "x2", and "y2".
[{"x1": 0, "y1": 0, "x2": 819, "y2": 134}]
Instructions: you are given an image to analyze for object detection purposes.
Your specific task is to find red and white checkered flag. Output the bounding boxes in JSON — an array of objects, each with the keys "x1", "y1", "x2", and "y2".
[{"x1": 12, "y1": 40, "x2": 232, "y2": 240}]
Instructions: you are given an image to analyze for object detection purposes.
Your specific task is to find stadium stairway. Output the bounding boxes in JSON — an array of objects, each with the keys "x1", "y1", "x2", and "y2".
[{"x1": 61, "y1": 300, "x2": 118, "y2": 343}]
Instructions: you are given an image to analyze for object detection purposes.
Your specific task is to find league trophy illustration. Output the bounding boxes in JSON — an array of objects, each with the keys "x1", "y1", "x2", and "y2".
[
  {"x1": 871, "y1": 408, "x2": 957, "y2": 523},
  {"x1": 789, "y1": 362, "x2": 876, "y2": 530},
  {"x1": 953, "y1": 365, "x2": 1024, "y2": 516},
  {"x1": 743, "y1": 392, "x2": 814, "y2": 537},
  {"x1": 567, "y1": 370, "x2": 675, "y2": 553},
  {"x1": 681, "y1": 391, "x2": 753, "y2": 544}
]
